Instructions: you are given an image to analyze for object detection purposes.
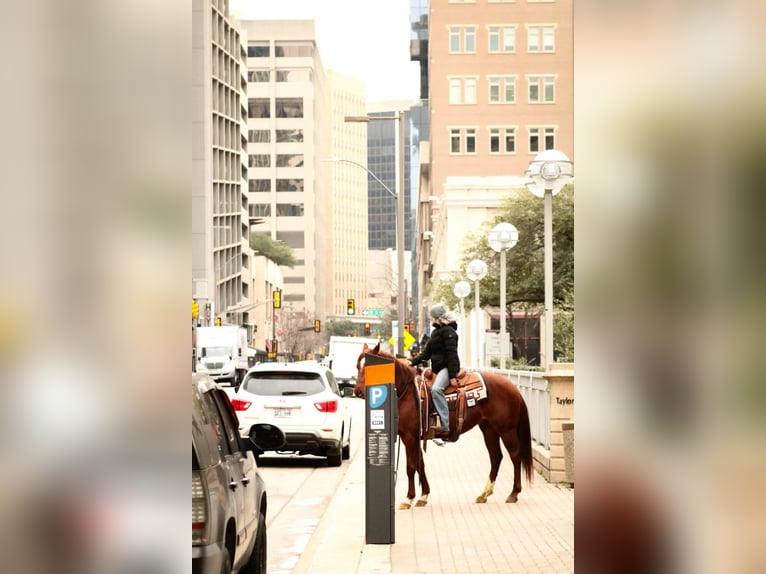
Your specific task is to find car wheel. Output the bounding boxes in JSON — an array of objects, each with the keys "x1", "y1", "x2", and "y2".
[
  {"x1": 220, "y1": 546, "x2": 232, "y2": 574},
  {"x1": 241, "y1": 510, "x2": 267, "y2": 574},
  {"x1": 327, "y1": 441, "x2": 342, "y2": 467},
  {"x1": 342, "y1": 425, "x2": 351, "y2": 460}
]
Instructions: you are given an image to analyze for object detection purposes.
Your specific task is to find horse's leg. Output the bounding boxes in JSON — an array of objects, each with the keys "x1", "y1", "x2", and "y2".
[
  {"x1": 399, "y1": 435, "x2": 419, "y2": 510},
  {"x1": 414, "y1": 447, "x2": 430, "y2": 507},
  {"x1": 476, "y1": 423, "x2": 503, "y2": 504},
  {"x1": 500, "y1": 429, "x2": 522, "y2": 503}
]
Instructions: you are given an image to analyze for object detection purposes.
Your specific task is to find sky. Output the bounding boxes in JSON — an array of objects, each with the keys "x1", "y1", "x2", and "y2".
[{"x1": 230, "y1": 0, "x2": 421, "y2": 103}]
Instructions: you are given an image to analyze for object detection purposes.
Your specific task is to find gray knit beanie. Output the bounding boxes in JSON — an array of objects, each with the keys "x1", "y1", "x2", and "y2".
[{"x1": 429, "y1": 303, "x2": 447, "y2": 319}]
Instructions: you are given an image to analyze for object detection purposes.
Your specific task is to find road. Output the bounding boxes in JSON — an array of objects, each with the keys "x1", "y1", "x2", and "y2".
[{"x1": 258, "y1": 397, "x2": 365, "y2": 574}]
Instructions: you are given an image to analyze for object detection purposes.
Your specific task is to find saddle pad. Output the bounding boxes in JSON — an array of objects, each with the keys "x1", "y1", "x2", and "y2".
[{"x1": 445, "y1": 372, "x2": 487, "y2": 404}]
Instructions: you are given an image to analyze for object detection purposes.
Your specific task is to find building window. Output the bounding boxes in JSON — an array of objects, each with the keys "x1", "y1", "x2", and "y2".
[
  {"x1": 276, "y1": 203, "x2": 305, "y2": 216},
  {"x1": 528, "y1": 25, "x2": 556, "y2": 53},
  {"x1": 248, "y1": 98, "x2": 270, "y2": 118},
  {"x1": 248, "y1": 155, "x2": 270, "y2": 168},
  {"x1": 276, "y1": 231, "x2": 305, "y2": 248},
  {"x1": 448, "y1": 26, "x2": 477, "y2": 53},
  {"x1": 247, "y1": 44, "x2": 269, "y2": 58},
  {"x1": 276, "y1": 179, "x2": 304, "y2": 192},
  {"x1": 275, "y1": 98, "x2": 303, "y2": 118},
  {"x1": 249, "y1": 204, "x2": 271, "y2": 217},
  {"x1": 489, "y1": 127, "x2": 516, "y2": 154},
  {"x1": 276, "y1": 154, "x2": 304, "y2": 167},
  {"x1": 488, "y1": 26, "x2": 516, "y2": 53},
  {"x1": 528, "y1": 76, "x2": 555, "y2": 103},
  {"x1": 248, "y1": 179, "x2": 271, "y2": 192},
  {"x1": 276, "y1": 69, "x2": 312, "y2": 82},
  {"x1": 247, "y1": 70, "x2": 270, "y2": 83},
  {"x1": 276, "y1": 129, "x2": 303, "y2": 143},
  {"x1": 448, "y1": 77, "x2": 477, "y2": 104},
  {"x1": 529, "y1": 127, "x2": 556, "y2": 153},
  {"x1": 248, "y1": 130, "x2": 270, "y2": 143},
  {"x1": 274, "y1": 43, "x2": 313, "y2": 57},
  {"x1": 448, "y1": 127, "x2": 477, "y2": 155},
  {"x1": 488, "y1": 76, "x2": 516, "y2": 103}
]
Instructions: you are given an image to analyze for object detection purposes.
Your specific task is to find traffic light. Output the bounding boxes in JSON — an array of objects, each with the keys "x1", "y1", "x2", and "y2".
[
  {"x1": 273, "y1": 289, "x2": 281, "y2": 309},
  {"x1": 404, "y1": 322, "x2": 409, "y2": 332},
  {"x1": 192, "y1": 299, "x2": 199, "y2": 318},
  {"x1": 346, "y1": 298, "x2": 355, "y2": 316},
  {"x1": 214, "y1": 317, "x2": 222, "y2": 326},
  {"x1": 314, "y1": 319, "x2": 321, "y2": 333},
  {"x1": 364, "y1": 322, "x2": 371, "y2": 335}
]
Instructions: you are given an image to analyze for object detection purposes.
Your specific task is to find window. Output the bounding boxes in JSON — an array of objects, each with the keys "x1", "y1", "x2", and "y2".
[
  {"x1": 448, "y1": 127, "x2": 477, "y2": 154},
  {"x1": 276, "y1": 129, "x2": 303, "y2": 143},
  {"x1": 275, "y1": 98, "x2": 303, "y2": 118},
  {"x1": 247, "y1": 44, "x2": 270, "y2": 58},
  {"x1": 488, "y1": 26, "x2": 516, "y2": 53},
  {"x1": 448, "y1": 26, "x2": 477, "y2": 53},
  {"x1": 277, "y1": 231, "x2": 305, "y2": 248},
  {"x1": 528, "y1": 25, "x2": 556, "y2": 53},
  {"x1": 276, "y1": 154, "x2": 304, "y2": 167},
  {"x1": 529, "y1": 127, "x2": 556, "y2": 153},
  {"x1": 274, "y1": 43, "x2": 313, "y2": 57},
  {"x1": 248, "y1": 155, "x2": 270, "y2": 168},
  {"x1": 276, "y1": 179, "x2": 304, "y2": 192},
  {"x1": 248, "y1": 98, "x2": 270, "y2": 118},
  {"x1": 248, "y1": 179, "x2": 271, "y2": 192},
  {"x1": 249, "y1": 204, "x2": 271, "y2": 217},
  {"x1": 528, "y1": 76, "x2": 555, "y2": 103},
  {"x1": 276, "y1": 203, "x2": 304, "y2": 216},
  {"x1": 276, "y1": 69, "x2": 312, "y2": 82},
  {"x1": 247, "y1": 70, "x2": 270, "y2": 83},
  {"x1": 488, "y1": 76, "x2": 516, "y2": 103},
  {"x1": 489, "y1": 127, "x2": 516, "y2": 154},
  {"x1": 248, "y1": 130, "x2": 270, "y2": 143},
  {"x1": 448, "y1": 77, "x2": 477, "y2": 104}
]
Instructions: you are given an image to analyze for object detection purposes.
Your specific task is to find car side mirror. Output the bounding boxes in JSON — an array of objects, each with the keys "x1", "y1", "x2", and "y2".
[{"x1": 249, "y1": 423, "x2": 285, "y2": 451}]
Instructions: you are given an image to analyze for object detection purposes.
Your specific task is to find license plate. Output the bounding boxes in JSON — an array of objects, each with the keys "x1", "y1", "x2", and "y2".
[{"x1": 272, "y1": 408, "x2": 293, "y2": 418}]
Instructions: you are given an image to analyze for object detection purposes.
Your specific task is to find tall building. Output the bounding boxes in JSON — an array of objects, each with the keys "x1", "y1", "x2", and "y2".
[
  {"x1": 241, "y1": 20, "x2": 329, "y2": 319},
  {"x1": 192, "y1": 0, "x2": 250, "y2": 330},
  {"x1": 326, "y1": 71, "x2": 368, "y2": 318}
]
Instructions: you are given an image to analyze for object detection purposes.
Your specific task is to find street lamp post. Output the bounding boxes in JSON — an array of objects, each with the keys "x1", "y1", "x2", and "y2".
[
  {"x1": 329, "y1": 111, "x2": 407, "y2": 356},
  {"x1": 488, "y1": 222, "x2": 519, "y2": 370},
  {"x1": 466, "y1": 258, "x2": 488, "y2": 369},
  {"x1": 453, "y1": 280, "x2": 471, "y2": 363},
  {"x1": 525, "y1": 150, "x2": 573, "y2": 371}
]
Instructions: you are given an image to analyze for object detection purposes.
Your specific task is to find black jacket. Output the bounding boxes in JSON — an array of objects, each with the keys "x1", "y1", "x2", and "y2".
[{"x1": 410, "y1": 321, "x2": 460, "y2": 379}]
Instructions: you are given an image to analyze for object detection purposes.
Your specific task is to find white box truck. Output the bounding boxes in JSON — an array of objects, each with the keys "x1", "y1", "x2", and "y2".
[
  {"x1": 327, "y1": 336, "x2": 380, "y2": 389},
  {"x1": 195, "y1": 326, "x2": 249, "y2": 386}
]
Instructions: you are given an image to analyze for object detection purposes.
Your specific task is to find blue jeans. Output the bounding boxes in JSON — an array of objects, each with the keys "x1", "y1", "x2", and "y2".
[{"x1": 432, "y1": 368, "x2": 450, "y2": 430}]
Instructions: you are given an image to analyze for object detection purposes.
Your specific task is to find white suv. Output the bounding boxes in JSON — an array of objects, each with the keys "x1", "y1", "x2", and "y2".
[{"x1": 231, "y1": 362, "x2": 352, "y2": 467}]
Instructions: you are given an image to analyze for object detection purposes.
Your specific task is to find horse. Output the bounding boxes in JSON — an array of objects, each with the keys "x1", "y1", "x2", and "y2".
[{"x1": 353, "y1": 343, "x2": 534, "y2": 509}]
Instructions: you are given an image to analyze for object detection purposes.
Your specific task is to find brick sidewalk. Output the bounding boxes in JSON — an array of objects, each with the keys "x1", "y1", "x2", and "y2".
[{"x1": 293, "y1": 427, "x2": 574, "y2": 573}]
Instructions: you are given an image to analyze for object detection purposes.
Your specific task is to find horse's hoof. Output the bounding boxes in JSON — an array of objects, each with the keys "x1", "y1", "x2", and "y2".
[
  {"x1": 415, "y1": 499, "x2": 428, "y2": 507},
  {"x1": 475, "y1": 495, "x2": 488, "y2": 504},
  {"x1": 505, "y1": 494, "x2": 518, "y2": 503},
  {"x1": 398, "y1": 502, "x2": 412, "y2": 510}
]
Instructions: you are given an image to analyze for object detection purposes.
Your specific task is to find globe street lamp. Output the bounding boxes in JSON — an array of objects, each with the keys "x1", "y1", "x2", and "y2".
[
  {"x1": 488, "y1": 222, "x2": 519, "y2": 370},
  {"x1": 453, "y1": 280, "x2": 471, "y2": 362},
  {"x1": 525, "y1": 149, "x2": 573, "y2": 371},
  {"x1": 466, "y1": 258, "x2": 488, "y2": 369}
]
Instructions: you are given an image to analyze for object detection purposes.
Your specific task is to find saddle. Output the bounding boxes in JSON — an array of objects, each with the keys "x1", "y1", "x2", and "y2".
[{"x1": 416, "y1": 369, "x2": 488, "y2": 448}]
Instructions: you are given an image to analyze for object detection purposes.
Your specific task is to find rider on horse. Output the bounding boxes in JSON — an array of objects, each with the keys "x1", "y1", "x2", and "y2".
[{"x1": 408, "y1": 303, "x2": 460, "y2": 439}]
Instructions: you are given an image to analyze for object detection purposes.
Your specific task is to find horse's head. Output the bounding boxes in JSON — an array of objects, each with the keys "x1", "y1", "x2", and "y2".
[{"x1": 352, "y1": 342, "x2": 380, "y2": 398}]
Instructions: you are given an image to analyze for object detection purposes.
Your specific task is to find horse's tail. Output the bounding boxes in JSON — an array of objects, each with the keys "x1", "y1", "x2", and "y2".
[{"x1": 518, "y1": 398, "x2": 534, "y2": 484}]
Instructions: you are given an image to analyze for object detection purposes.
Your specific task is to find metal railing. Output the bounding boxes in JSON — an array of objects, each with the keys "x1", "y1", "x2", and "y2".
[{"x1": 482, "y1": 368, "x2": 550, "y2": 449}]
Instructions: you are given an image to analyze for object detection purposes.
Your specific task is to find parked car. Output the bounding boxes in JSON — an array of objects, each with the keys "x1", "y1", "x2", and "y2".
[
  {"x1": 192, "y1": 374, "x2": 285, "y2": 574},
  {"x1": 231, "y1": 362, "x2": 352, "y2": 467}
]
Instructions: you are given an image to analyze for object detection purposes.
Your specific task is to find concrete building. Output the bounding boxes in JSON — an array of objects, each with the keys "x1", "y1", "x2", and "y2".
[
  {"x1": 240, "y1": 20, "x2": 329, "y2": 324},
  {"x1": 192, "y1": 0, "x2": 251, "y2": 332},
  {"x1": 326, "y1": 71, "x2": 369, "y2": 318}
]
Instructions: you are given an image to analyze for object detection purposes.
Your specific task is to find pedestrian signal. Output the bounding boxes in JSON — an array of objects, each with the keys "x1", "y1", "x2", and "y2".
[{"x1": 364, "y1": 322, "x2": 371, "y2": 335}]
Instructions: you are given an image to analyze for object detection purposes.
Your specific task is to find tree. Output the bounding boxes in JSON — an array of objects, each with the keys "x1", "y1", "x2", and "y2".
[
  {"x1": 250, "y1": 233, "x2": 297, "y2": 267},
  {"x1": 431, "y1": 184, "x2": 574, "y2": 361}
]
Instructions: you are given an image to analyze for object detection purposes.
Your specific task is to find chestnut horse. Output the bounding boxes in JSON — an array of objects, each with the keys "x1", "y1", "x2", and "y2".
[{"x1": 354, "y1": 343, "x2": 534, "y2": 509}]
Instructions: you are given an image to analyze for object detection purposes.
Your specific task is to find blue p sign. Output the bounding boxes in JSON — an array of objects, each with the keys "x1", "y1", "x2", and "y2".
[{"x1": 369, "y1": 385, "x2": 387, "y2": 409}]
